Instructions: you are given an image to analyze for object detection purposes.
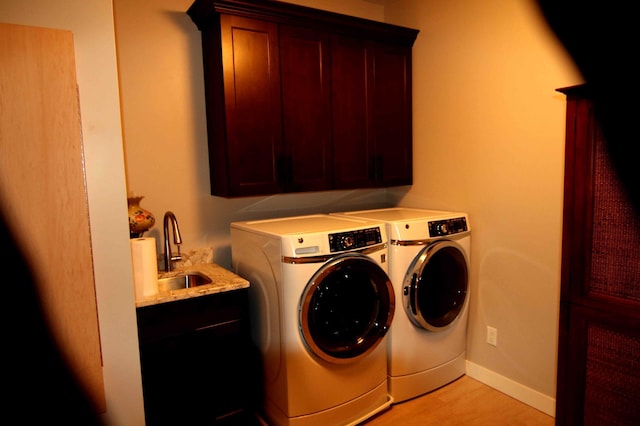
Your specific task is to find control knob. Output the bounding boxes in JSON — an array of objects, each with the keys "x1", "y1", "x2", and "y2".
[
  {"x1": 341, "y1": 235, "x2": 354, "y2": 249},
  {"x1": 436, "y1": 223, "x2": 448, "y2": 235}
]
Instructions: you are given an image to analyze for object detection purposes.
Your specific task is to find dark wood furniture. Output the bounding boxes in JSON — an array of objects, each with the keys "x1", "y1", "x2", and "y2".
[
  {"x1": 556, "y1": 84, "x2": 640, "y2": 425},
  {"x1": 136, "y1": 289, "x2": 260, "y2": 425},
  {"x1": 187, "y1": 0, "x2": 419, "y2": 197}
]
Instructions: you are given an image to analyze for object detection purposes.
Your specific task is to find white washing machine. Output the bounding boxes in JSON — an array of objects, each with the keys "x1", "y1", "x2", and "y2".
[
  {"x1": 230, "y1": 214, "x2": 395, "y2": 426},
  {"x1": 331, "y1": 207, "x2": 470, "y2": 403}
]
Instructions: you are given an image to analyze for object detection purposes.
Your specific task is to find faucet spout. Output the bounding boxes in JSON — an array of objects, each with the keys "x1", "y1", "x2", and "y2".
[{"x1": 163, "y1": 211, "x2": 182, "y2": 272}]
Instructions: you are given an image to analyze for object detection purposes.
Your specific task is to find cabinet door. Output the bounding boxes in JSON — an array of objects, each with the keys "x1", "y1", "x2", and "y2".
[
  {"x1": 331, "y1": 34, "x2": 374, "y2": 189},
  {"x1": 137, "y1": 290, "x2": 260, "y2": 425},
  {"x1": 140, "y1": 327, "x2": 254, "y2": 424},
  {"x1": 371, "y1": 42, "x2": 413, "y2": 186},
  {"x1": 331, "y1": 35, "x2": 413, "y2": 189},
  {"x1": 279, "y1": 25, "x2": 333, "y2": 192},
  {"x1": 218, "y1": 15, "x2": 283, "y2": 197}
]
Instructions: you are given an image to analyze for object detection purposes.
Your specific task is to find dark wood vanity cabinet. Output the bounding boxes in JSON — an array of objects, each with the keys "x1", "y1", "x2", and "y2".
[
  {"x1": 136, "y1": 289, "x2": 260, "y2": 425},
  {"x1": 188, "y1": 0, "x2": 418, "y2": 197}
]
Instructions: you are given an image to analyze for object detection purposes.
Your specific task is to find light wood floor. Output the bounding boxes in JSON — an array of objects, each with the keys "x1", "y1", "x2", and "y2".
[{"x1": 361, "y1": 375, "x2": 555, "y2": 426}]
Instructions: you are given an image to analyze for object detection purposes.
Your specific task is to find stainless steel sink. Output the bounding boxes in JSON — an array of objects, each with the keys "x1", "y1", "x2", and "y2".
[{"x1": 158, "y1": 272, "x2": 212, "y2": 291}]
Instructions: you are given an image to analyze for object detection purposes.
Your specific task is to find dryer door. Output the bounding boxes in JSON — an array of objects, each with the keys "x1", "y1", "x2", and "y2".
[
  {"x1": 403, "y1": 240, "x2": 468, "y2": 332},
  {"x1": 299, "y1": 253, "x2": 395, "y2": 364}
]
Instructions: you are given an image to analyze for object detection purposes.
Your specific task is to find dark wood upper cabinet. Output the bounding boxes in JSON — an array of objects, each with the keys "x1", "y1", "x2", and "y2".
[
  {"x1": 556, "y1": 84, "x2": 640, "y2": 425},
  {"x1": 188, "y1": 0, "x2": 419, "y2": 197}
]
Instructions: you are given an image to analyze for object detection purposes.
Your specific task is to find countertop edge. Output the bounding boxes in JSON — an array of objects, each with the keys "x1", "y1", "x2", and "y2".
[{"x1": 135, "y1": 263, "x2": 249, "y2": 308}]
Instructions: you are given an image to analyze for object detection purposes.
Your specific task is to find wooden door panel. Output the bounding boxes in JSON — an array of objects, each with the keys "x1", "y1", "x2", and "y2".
[
  {"x1": 589, "y1": 121, "x2": 640, "y2": 303},
  {"x1": 220, "y1": 15, "x2": 283, "y2": 196},
  {"x1": 0, "y1": 23, "x2": 105, "y2": 411},
  {"x1": 331, "y1": 34, "x2": 373, "y2": 189},
  {"x1": 280, "y1": 25, "x2": 332, "y2": 192},
  {"x1": 560, "y1": 305, "x2": 640, "y2": 425},
  {"x1": 372, "y1": 43, "x2": 413, "y2": 186}
]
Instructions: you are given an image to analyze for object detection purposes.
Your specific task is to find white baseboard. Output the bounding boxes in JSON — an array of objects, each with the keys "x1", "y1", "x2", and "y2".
[{"x1": 465, "y1": 361, "x2": 556, "y2": 417}]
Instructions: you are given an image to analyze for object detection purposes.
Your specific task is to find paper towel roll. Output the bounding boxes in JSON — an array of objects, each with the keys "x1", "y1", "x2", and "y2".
[{"x1": 130, "y1": 237, "x2": 158, "y2": 300}]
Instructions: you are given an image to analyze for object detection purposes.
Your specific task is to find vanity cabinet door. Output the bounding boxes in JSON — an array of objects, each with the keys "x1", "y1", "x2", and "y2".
[{"x1": 137, "y1": 289, "x2": 260, "y2": 425}]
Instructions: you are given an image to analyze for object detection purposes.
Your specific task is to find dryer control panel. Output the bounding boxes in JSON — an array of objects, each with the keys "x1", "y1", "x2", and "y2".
[
  {"x1": 329, "y1": 227, "x2": 383, "y2": 252},
  {"x1": 428, "y1": 217, "x2": 468, "y2": 237}
]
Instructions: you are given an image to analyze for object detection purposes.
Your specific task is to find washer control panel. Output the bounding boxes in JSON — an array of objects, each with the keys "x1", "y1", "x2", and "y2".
[
  {"x1": 328, "y1": 227, "x2": 383, "y2": 252},
  {"x1": 428, "y1": 217, "x2": 468, "y2": 237}
]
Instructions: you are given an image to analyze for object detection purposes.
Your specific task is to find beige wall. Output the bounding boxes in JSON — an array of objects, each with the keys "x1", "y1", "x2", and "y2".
[
  {"x1": 0, "y1": 0, "x2": 145, "y2": 424},
  {"x1": 386, "y1": 0, "x2": 582, "y2": 414}
]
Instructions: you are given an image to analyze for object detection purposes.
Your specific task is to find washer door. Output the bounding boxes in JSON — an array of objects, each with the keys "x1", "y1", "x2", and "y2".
[
  {"x1": 403, "y1": 240, "x2": 468, "y2": 332},
  {"x1": 299, "y1": 253, "x2": 395, "y2": 364}
]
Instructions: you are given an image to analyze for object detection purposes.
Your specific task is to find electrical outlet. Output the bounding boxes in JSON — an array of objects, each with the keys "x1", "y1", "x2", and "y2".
[{"x1": 487, "y1": 326, "x2": 497, "y2": 346}]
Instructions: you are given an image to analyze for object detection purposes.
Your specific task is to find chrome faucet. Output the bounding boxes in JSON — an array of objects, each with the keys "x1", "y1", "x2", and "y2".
[{"x1": 163, "y1": 211, "x2": 182, "y2": 272}]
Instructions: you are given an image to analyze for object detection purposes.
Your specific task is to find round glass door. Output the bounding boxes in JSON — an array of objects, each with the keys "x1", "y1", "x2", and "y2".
[
  {"x1": 403, "y1": 240, "x2": 468, "y2": 332},
  {"x1": 299, "y1": 253, "x2": 395, "y2": 363}
]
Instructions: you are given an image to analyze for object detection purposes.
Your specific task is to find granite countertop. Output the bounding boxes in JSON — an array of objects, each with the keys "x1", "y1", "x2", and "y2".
[{"x1": 135, "y1": 263, "x2": 250, "y2": 308}]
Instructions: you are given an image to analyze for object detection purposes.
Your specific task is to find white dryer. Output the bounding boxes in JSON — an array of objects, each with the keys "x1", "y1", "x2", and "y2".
[
  {"x1": 230, "y1": 214, "x2": 395, "y2": 426},
  {"x1": 331, "y1": 207, "x2": 470, "y2": 403}
]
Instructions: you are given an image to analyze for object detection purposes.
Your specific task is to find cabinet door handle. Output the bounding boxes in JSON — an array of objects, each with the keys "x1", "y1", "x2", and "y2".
[
  {"x1": 369, "y1": 155, "x2": 383, "y2": 182},
  {"x1": 195, "y1": 318, "x2": 241, "y2": 332},
  {"x1": 277, "y1": 155, "x2": 292, "y2": 186},
  {"x1": 369, "y1": 156, "x2": 376, "y2": 181}
]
